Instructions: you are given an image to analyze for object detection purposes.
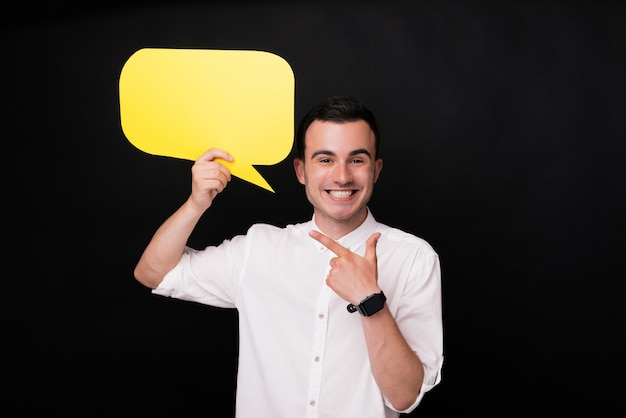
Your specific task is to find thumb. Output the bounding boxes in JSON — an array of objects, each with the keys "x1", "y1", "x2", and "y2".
[{"x1": 364, "y1": 232, "x2": 381, "y2": 263}]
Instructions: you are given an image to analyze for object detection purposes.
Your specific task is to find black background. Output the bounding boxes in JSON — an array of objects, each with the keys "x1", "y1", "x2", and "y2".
[{"x1": 5, "y1": 1, "x2": 625, "y2": 416}]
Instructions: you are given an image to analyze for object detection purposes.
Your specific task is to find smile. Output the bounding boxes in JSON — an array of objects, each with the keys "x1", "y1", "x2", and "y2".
[{"x1": 327, "y1": 190, "x2": 354, "y2": 198}]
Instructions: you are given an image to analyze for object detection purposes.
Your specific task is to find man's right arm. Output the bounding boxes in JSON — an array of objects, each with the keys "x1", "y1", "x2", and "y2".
[{"x1": 133, "y1": 148, "x2": 234, "y2": 289}]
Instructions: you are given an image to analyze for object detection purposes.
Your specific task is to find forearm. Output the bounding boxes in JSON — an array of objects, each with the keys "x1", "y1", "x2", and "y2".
[
  {"x1": 362, "y1": 305, "x2": 424, "y2": 411},
  {"x1": 134, "y1": 198, "x2": 206, "y2": 288}
]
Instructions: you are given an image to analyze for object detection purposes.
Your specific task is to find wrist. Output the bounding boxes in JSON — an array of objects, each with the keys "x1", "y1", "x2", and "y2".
[{"x1": 347, "y1": 291, "x2": 386, "y2": 316}]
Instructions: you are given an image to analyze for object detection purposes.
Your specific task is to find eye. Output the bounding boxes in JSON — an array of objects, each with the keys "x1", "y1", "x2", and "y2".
[
  {"x1": 350, "y1": 157, "x2": 366, "y2": 164},
  {"x1": 319, "y1": 157, "x2": 332, "y2": 164}
]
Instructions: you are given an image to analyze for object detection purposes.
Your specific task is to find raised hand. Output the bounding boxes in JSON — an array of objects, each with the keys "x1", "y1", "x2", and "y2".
[{"x1": 190, "y1": 148, "x2": 234, "y2": 211}]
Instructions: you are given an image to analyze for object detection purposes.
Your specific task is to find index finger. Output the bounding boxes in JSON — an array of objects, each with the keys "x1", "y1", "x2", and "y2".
[
  {"x1": 309, "y1": 230, "x2": 350, "y2": 257},
  {"x1": 196, "y1": 148, "x2": 234, "y2": 164}
]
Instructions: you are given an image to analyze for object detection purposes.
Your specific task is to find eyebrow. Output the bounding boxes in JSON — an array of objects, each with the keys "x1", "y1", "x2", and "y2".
[{"x1": 310, "y1": 148, "x2": 372, "y2": 159}]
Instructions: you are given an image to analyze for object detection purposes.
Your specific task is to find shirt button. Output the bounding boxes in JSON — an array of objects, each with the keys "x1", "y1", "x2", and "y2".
[
  {"x1": 318, "y1": 313, "x2": 324, "y2": 319},
  {"x1": 310, "y1": 400, "x2": 316, "y2": 406},
  {"x1": 314, "y1": 356, "x2": 320, "y2": 362}
]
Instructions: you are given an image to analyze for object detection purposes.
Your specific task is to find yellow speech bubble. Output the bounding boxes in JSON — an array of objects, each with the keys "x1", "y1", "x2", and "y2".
[{"x1": 119, "y1": 48, "x2": 295, "y2": 192}]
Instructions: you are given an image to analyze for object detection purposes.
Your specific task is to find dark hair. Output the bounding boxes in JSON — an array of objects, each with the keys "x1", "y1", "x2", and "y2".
[{"x1": 294, "y1": 95, "x2": 381, "y2": 160}]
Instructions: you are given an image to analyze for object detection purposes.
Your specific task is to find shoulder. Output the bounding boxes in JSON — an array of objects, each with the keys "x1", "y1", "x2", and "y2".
[
  {"x1": 377, "y1": 223, "x2": 438, "y2": 258},
  {"x1": 245, "y1": 220, "x2": 312, "y2": 238}
]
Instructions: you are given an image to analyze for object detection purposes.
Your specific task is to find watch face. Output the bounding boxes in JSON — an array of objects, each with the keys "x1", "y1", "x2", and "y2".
[{"x1": 358, "y1": 292, "x2": 386, "y2": 316}]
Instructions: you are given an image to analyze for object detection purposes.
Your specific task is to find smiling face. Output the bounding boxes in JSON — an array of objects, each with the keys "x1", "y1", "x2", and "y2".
[{"x1": 293, "y1": 119, "x2": 383, "y2": 239}]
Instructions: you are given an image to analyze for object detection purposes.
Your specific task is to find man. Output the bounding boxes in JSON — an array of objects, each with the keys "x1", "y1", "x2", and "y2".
[{"x1": 134, "y1": 95, "x2": 443, "y2": 417}]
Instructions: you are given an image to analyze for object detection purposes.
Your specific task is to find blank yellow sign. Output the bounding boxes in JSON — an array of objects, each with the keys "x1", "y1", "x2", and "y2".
[{"x1": 119, "y1": 48, "x2": 295, "y2": 192}]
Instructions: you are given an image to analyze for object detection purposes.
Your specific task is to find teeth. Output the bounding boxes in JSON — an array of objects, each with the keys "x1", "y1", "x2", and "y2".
[{"x1": 329, "y1": 190, "x2": 352, "y2": 198}]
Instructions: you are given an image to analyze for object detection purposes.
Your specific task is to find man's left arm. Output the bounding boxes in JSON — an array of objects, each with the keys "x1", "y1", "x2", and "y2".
[
  {"x1": 360, "y1": 304, "x2": 425, "y2": 411},
  {"x1": 309, "y1": 230, "x2": 430, "y2": 411}
]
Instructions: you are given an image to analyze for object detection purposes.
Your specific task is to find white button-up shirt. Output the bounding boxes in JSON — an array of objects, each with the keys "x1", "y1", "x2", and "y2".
[{"x1": 153, "y1": 209, "x2": 443, "y2": 418}]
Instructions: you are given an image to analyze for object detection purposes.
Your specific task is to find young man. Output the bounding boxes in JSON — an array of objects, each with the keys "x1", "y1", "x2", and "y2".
[{"x1": 134, "y1": 96, "x2": 443, "y2": 417}]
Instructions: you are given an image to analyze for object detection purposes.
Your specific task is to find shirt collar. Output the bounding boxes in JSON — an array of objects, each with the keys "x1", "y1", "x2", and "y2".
[{"x1": 309, "y1": 208, "x2": 378, "y2": 255}]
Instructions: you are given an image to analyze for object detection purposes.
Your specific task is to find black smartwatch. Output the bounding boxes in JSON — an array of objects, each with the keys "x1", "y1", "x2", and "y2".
[{"x1": 347, "y1": 291, "x2": 386, "y2": 316}]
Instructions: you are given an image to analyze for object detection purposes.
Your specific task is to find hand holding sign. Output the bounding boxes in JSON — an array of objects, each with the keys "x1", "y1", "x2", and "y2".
[{"x1": 119, "y1": 48, "x2": 295, "y2": 192}]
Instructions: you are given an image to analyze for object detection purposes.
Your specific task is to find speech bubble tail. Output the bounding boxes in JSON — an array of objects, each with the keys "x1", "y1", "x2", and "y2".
[{"x1": 223, "y1": 161, "x2": 275, "y2": 193}]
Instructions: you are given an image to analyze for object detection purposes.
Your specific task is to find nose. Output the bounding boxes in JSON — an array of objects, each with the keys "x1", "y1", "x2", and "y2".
[{"x1": 333, "y1": 162, "x2": 353, "y2": 184}]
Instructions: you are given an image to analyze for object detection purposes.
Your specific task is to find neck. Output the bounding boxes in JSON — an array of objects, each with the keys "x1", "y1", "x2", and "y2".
[{"x1": 313, "y1": 208, "x2": 368, "y2": 240}]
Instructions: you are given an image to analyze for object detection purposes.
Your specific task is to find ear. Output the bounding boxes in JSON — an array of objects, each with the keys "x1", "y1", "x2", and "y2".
[
  {"x1": 374, "y1": 158, "x2": 383, "y2": 183},
  {"x1": 293, "y1": 158, "x2": 306, "y2": 185}
]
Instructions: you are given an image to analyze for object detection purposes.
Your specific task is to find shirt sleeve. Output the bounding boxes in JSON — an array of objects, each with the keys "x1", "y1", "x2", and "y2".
[
  {"x1": 385, "y1": 249, "x2": 444, "y2": 413},
  {"x1": 152, "y1": 238, "x2": 245, "y2": 308}
]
